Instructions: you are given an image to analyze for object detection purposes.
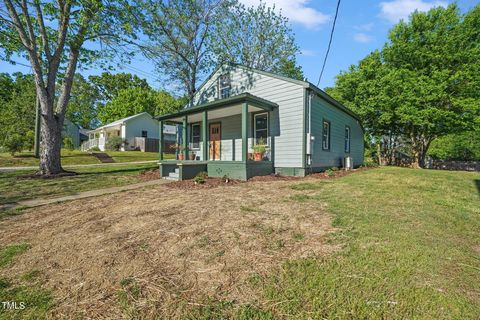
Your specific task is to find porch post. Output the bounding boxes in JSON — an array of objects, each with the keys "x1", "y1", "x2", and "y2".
[
  {"x1": 242, "y1": 102, "x2": 248, "y2": 162},
  {"x1": 202, "y1": 111, "x2": 208, "y2": 161},
  {"x1": 159, "y1": 120, "x2": 164, "y2": 160},
  {"x1": 182, "y1": 115, "x2": 188, "y2": 160},
  {"x1": 269, "y1": 111, "x2": 274, "y2": 162}
]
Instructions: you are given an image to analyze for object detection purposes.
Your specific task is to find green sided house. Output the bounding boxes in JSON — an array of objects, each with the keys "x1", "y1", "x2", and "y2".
[{"x1": 157, "y1": 63, "x2": 364, "y2": 181}]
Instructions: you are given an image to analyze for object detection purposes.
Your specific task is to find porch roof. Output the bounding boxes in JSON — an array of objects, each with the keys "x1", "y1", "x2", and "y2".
[{"x1": 156, "y1": 93, "x2": 277, "y2": 122}]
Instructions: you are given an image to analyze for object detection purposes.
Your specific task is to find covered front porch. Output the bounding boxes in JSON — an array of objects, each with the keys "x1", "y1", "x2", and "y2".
[
  {"x1": 157, "y1": 93, "x2": 278, "y2": 180},
  {"x1": 81, "y1": 125, "x2": 122, "y2": 151}
]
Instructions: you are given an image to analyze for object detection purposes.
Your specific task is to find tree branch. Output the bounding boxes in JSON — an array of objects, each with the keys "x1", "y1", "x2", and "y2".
[{"x1": 33, "y1": 0, "x2": 51, "y2": 60}]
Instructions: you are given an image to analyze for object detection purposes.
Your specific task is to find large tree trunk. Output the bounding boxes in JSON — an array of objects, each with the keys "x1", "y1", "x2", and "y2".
[
  {"x1": 38, "y1": 110, "x2": 65, "y2": 175},
  {"x1": 410, "y1": 133, "x2": 432, "y2": 169}
]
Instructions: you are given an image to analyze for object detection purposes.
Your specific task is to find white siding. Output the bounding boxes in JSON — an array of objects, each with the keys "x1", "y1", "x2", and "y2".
[{"x1": 124, "y1": 114, "x2": 159, "y2": 149}]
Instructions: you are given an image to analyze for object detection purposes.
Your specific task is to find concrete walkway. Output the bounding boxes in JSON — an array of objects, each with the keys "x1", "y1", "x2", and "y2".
[
  {"x1": 0, "y1": 179, "x2": 169, "y2": 211},
  {"x1": 0, "y1": 160, "x2": 158, "y2": 172}
]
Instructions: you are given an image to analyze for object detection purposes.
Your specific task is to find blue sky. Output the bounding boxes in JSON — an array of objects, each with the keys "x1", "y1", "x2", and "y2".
[{"x1": 0, "y1": 0, "x2": 477, "y2": 92}]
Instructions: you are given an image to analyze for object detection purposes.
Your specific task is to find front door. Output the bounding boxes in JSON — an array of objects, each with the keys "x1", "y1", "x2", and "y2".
[{"x1": 209, "y1": 123, "x2": 221, "y2": 160}]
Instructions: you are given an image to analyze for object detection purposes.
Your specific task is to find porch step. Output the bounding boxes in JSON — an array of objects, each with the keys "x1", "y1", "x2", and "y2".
[
  {"x1": 91, "y1": 152, "x2": 115, "y2": 163},
  {"x1": 168, "y1": 172, "x2": 179, "y2": 178},
  {"x1": 163, "y1": 176, "x2": 179, "y2": 181}
]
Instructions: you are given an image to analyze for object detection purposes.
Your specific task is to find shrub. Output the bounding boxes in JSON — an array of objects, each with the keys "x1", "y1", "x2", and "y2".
[
  {"x1": 105, "y1": 136, "x2": 124, "y2": 151},
  {"x1": 331, "y1": 166, "x2": 339, "y2": 171},
  {"x1": 193, "y1": 172, "x2": 207, "y2": 184},
  {"x1": 63, "y1": 137, "x2": 75, "y2": 150},
  {"x1": 197, "y1": 171, "x2": 208, "y2": 179},
  {"x1": 3, "y1": 134, "x2": 25, "y2": 156},
  {"x1": 89, "y1": 146, "x2": 101, "y2": 152},
  {"x1": 325, "y1": 169, "x2": 335, "y2": 177},
  {"x1": 363, "y1": 157, "x2": 378, "y2": 168}
]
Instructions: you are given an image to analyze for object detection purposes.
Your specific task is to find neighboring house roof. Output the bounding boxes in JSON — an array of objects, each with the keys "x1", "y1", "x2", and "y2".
[
  {"x1": 89, "y1": 112, "x2": 152, "y2": 132},
  {"x1": 192, "y1": 62, "x2": 361, "y2": 123}
]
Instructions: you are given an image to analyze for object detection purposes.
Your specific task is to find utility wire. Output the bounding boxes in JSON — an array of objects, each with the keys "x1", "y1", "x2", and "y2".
[
  {"x1": 8, "y1": 59, "x2": 31, "y2": 68},
  {"x1": 317, "y1": 0, "x2": 341, "y2": 87}
]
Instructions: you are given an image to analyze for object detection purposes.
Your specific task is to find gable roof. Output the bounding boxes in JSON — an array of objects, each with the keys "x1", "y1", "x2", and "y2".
[
  {"x1": 192, "y1": 63, "x2": 361, "y2": 122},
  {"x1": 92, "y1": 112, "x2": 153, "y2": 131}
]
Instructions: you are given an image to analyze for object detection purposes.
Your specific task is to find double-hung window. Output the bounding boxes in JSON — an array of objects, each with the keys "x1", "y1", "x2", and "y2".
[
  {"x1": 191, "y1": 123, "x2": 201, "y2": 149},
  {"x1": 254, "y1": 113, "x2": 268, "y2": 144},
  {"x1": 218, "y1": 74, "x2": 231, "y2": 99},
  {"x1": 345, "y1": 126, "x2": 351, "y2": 153},
  {"x1": 322, "y1": 120, "x2": 330, "y2": 150}
]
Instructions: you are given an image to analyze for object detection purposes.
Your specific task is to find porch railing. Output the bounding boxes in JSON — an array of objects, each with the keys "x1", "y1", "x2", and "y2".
[
  {"x1": 81, "y1": 137, "x2": 106, "y2": 151},
  {"x1": 81, "y1": 138, "x2": 99, "y2": 151}
]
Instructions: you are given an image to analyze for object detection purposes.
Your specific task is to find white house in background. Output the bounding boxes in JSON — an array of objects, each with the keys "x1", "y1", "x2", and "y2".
[{"x1": 81, "y1": 112, "x2": 176, "y2": 152}]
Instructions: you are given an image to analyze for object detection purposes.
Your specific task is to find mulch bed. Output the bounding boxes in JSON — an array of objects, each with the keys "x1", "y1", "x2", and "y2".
[
  {"x1": 139, "y1": 167, "x2": 373, "y2": 187},
  {"x1": 166, "y1": 177, "x2": 244, "y2": 189},
  {"x1": 248, "y1": 174, "x2": 302, "y2": 182}
]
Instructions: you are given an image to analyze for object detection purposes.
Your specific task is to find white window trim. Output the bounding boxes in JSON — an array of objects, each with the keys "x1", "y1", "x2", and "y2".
[
  {"x1": 218, "y1": 74, "x2": 231, "y2": 99},
  {"x1": 190, "y1": 123, "x2": 201, "y2": 150},
  {"x1": 254, "y1": 112, "x2": 269, "y2": 145},
  {"x1": 322, "y1": 120, "x2": 330, "y2": 151},
  {"x1": 345, "y1": 126, "x2": 351, "y2": 153}
]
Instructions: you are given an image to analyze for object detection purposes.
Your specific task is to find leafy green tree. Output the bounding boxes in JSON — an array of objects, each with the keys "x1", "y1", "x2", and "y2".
[
  {"x1": 0, "y1": 73, "x2": 36, "y2": 152},
  {"x1": 98, "y1": 87, "x2": 157, "y2": 123},
  {"x1": 89, "y1": 72, "x2": 150, "y2": 102},
  {"x1": 67, "y1": 74, "x2": 101, "y2": 129},
  {"x1": 0, "y1": 0, "x2": 135, "y2": 175},
  {"x1": 382, "y1": 4, "x2": 479, "y2": 167},
  {"x1": 98, "y1": 87, "x2": 183, "y2": 124},
  {"x1": 428, "y1": 131, "x2": 480, "y2": 161},
  {"x1": 63, "y1": 137, "x2": 75, "y2": 151},
  {"x1": 212, "y1": 1, "x2": 303, "y2": 80},
  {"x1": 3, "y1": 134, "x2": 25, "y2": 156},
  {"x1": 329, "y1": 4, "x2": 480, "y2": 168},
  {"x1": 153, "y1": 91, "x2": 185, "y2": 116}
]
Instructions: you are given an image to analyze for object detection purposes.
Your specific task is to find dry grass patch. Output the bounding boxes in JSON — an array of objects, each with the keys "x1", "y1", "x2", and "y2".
[{"x1": 0, "y1": 179, "x2": 335, "y2": 318}]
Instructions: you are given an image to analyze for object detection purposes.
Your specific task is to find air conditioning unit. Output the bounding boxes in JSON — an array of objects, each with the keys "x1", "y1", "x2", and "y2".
[{"x1": 344, "y1": 156, "x2": 353, "y2": 170}]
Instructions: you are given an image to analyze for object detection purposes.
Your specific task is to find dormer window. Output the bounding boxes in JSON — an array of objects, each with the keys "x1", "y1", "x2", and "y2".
[{"x1": 218, "y1": 74, "x2": 231, "y2": 99}]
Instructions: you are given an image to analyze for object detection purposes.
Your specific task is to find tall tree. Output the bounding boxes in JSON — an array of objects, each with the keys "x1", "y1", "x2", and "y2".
[
  {"x1": 329, "y1": 4, "x2": 480, "y2": 168},
  {"x1": 98, "y1": 87, "x2": 184, "y2": 124},
  {"x1": 212, "y1": 1, "x2": 303, "y2": 80},
  {"x1": 138, "y1": 0, "x2": 231, "y2": 98},
  {"x1": 89, "y1": 72, "x2": 150, "y2": 103},
  {"x1": 0, "y1": 0, "x2": 134, "y2": 175},
  {"x1": 66, "y1": 74, "x2": 101, "y2": 129},
  {"x1": 382, "y1": 4, "x2": 479, "y2": 167},
  {"x1": 0, "y1": 73, "x2": 36, "y2": 150}
]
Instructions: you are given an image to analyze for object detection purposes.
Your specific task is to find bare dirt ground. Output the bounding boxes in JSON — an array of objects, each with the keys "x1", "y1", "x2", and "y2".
[{"x1": 0, "y1": 178, "x2": 338, "y2": 318}]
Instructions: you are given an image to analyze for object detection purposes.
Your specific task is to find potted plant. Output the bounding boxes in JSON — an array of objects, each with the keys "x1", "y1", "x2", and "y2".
[
  {"x1": 176, "y1": 144, "x2": 186, "y2": 160},
  {"x1": 189, "y1": 151, "x2": 196, "y2": 160},
  {"x1": 253, "y1": 137, "x2": 267, "y2": 161}
]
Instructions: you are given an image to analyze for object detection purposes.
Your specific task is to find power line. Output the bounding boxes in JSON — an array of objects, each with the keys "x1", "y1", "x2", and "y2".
[
  {"x1": 317, "y1": 0, "x2": 341, "y2": 87},
  {"x1": 8, "y1": 59, "x2": 31, "y2": 68}
]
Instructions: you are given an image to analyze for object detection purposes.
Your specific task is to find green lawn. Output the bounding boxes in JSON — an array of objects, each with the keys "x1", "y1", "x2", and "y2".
[
  {"x1": 0, "y1": 163, "x2": 158, "y2": 207},
  {"x1": 194, "y1": 167, "x2": 480, "y2": 319},
  {"x1": 0, "y1": 150, "x2": 161, "y2": 167},
  {"x1": 0, "y1": 244, "x2": 52, "y2": 319}
]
